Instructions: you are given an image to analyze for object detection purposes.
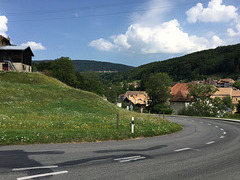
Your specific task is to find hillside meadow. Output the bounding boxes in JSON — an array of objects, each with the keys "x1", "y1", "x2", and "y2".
[{"x1": 0, "y1": 72, "x2": 182, "y2": 145}]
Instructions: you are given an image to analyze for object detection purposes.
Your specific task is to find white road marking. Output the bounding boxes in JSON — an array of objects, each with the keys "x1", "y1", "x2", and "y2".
[
  {"x1": 114, "y1": 155, "x2": 146, "y2": 163},
  {"x1": 220, "y1": 136, "x2": 225, "y2": 139},
  {"x1": 174, "y1": 148, "x2": 192, "y2": 152},
  {"x1": 200, "y1": 122, "x2": 203, "y2": 124},
  {"x1": 206, "y1": 141, "x2": 215, "y2": 145},
  {"x1": 220, "y1": 128, "x2": 224, "y2": 131},
  {"x1": 215, "y1": 126, "x2": 219, "y2": 128},
  {"x1": 119, "y1": 156, "x2": 146, "y2": 163},
  {"x1": 114, "y1": 156, "x2": 142, "y2": 161},
  {"x1": 17, "y1": 171, "x2": 68, "y2": 180},
  {"x1": 208, "y1": 123, "x2": 212, "y2": 126},
  {"x1": 13, "y1": 166, "x2": 58, "y2": 171},
  {"x1": 223, "y1": 132, "x2": 226, "y2": 135}
]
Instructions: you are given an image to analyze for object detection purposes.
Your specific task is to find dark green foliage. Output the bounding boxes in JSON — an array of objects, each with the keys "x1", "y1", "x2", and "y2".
[
  {"x1": 73, "y1": 60, "x2": 134, "y2": 72},
  {"x1": 76, "y1": 71, "x2": 104, "y2": 96},
  {"x1": 125, "y1": 43, "x2": 240, "y2": 82},
  {"x1": 187, "y1": 84, "x2": 218, "y2": 101},
  {"x1": 51, "y1": 57, "x2": 77, "y2": 86},
  {"x1": 145, "y1": 73, "x2": 173, "y2": 106},
  {"x1": 153, "y1": 104, "x2": 173, "y2": 114},
  {"x1": 34, "y1": 60, "x2": 133, "y2": 72},
  {"x1": 233, "y1": 81, "x2": 240, "y2": 90},
  {"x1": 236, "y1": 100, "x2": 240, "y2": 114},
  {"x1": 180, "y1": 84, "x2": 233, "y2": 117}
]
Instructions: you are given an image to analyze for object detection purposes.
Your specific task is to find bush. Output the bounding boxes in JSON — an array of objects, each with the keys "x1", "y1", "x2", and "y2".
[{"x1": 152, "y1": 104, "x2": 173, "y2": 114}]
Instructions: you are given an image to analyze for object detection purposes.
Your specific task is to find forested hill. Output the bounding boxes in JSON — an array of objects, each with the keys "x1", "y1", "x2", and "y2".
[
  {"x1": 34, "y1": 60, "x2": 134, "y2": 72},
  {"x1": 126, "y1": 43, "x2": 240, "y2": 81}
]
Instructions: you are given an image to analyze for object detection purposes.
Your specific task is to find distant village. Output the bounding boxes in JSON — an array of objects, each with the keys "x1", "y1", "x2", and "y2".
[{"x1": 118, "y1": 78, "x2": 240, "y2": 115}]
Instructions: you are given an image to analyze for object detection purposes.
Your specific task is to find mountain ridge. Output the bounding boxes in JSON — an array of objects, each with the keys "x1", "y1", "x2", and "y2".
[
  {"x1": 125, "y1": 43, "x2": 240, "y2": 81},
  {"x1": 33, "y1": 59, "x2": 134, "y2": 72}
]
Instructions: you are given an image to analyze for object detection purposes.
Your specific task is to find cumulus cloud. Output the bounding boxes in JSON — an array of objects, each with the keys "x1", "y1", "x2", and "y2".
[
  {"x1": 227, "y1": 17, "x2": 240, "y2": 37},
  {"x1": 89, "y1": 38, "x2": 116, "y2": 51},
  {"x1": 90, "y1": 19, "x2": 223, "y2": 54},
  {"x1": 89, "y1": 0, "x2": 224, "y2": 55},
  {"x1": 20, "y1": 41, "x2": 45, "y2": 51},
  {"x1": 186, "y1": 0, "x2": 238, "y2": 23},
  {"x1": 0, "y1": 14, "x2": 8, "y2": 37}
]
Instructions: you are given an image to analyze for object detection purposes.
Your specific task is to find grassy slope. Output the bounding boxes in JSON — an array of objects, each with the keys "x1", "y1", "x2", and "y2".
[{"x1": 0, "y1": 72, "x2": 182, "y2": 145}]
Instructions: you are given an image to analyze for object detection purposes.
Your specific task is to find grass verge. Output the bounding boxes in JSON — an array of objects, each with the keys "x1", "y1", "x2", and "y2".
[{"x1": 0, "y1": 72, "x2": 182, "y2": 145}]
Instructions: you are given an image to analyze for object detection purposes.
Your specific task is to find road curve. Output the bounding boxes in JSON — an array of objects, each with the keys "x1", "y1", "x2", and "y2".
[{"x1": 0, "y1": 116, "x2": 240, "y2": 180}]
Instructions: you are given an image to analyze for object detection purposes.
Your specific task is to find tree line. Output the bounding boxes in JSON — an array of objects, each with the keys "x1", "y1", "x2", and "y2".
[{"x1": 124, "y1": 43, "x2": 240, "y2": 82}]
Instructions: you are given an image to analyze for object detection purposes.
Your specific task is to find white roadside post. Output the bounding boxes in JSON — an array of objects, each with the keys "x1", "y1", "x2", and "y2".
[{"x1": 131, "y1": 117, "x2": 134, "y2": 133}]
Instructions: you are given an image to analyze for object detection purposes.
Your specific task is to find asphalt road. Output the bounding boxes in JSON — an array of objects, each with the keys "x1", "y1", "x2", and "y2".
[{"x1": 0, "y1": 116, "x2": 240, "y2": 180}]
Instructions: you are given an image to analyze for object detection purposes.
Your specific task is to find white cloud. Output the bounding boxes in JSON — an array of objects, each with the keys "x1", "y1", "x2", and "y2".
[
  {"x1": 89, "y1": 38, "x2": 116, "y2": 51},
  {"x1": 20, "y1": 41, "x2": 45, "y2": 51},
  {"x1": 90, "y1": 19, "x2": 223, "y2": 54},
  {"x1": 0, "y1": 14, "x2": 8, "y2": 37},
  {"x1": 186, "y1": 0, "x2": 238, "y2": 23},
  {"x1": 89, "y1": 0, "x2": 225, "y2": 55},
  {"x1": 132, "y1": 0, "x2": 172, "y2": 26},
  {"x1": 227, "y1": 17, "x2": 240, "y2": 37}
]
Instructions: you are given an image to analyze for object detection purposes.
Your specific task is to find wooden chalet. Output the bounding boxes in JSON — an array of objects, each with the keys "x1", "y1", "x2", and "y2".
[{"x1": 0, "y1": 35, "x2": 34, "y2": 72}]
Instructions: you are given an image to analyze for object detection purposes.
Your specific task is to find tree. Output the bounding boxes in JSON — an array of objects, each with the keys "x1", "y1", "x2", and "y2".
[
  {"x1": 236, "y1": 100, "x2": 240, "y2": 113},
  {"x1": 51, "y1": 57, "x2": 77, "y2": 86},
  {"x1": 233, "y1": 81, "x2": 240, "y2": 90},
  {"x1": 182, "y1": 84, "x2": 232, "y2": 117},
  {"x1": 187, "y1": 83, "x2": 218, "y2": 101},
  {"x1": 81, "y1": 71, "x2": 104, "y2": 95},
  {"x1": 145, "y1": 73, "x2": 173, "y2": 107}
]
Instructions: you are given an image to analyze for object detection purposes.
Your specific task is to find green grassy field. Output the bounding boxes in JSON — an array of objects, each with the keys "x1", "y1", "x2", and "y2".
[{"x1": 0, "y1": 71, "x2": 182, "y2": 145}]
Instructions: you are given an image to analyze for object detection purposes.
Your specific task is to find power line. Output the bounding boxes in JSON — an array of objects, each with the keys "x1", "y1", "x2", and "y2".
[
  {"x1": 7, "y1": 1, "x2": 209, "y2": 23},
  {"x1": 5, "y1": 0, "x2": 145, "y2": 16}
]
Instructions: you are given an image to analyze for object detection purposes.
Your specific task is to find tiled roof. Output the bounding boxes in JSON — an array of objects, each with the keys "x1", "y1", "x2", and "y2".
[
  {"x1": 232, "y1": 90, "x2": 240, "y2": 97},
  {"x1": 213, "y1": 88, "x2": 233, "y2": 96},
  {"x1": 217, "y1": 78, "x2": 235, "y2": 84},
  {"x1": 124, "y1": 91, "x2": 149, "y2": 105},
  {"x1": 170, "y1": 83, "x2": 191, "y2": 102}
]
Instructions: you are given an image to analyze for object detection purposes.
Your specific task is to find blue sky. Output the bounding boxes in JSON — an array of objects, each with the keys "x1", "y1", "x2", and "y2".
[{"x1": 0, "y1": 0, "x2": 239, "y2": 66}]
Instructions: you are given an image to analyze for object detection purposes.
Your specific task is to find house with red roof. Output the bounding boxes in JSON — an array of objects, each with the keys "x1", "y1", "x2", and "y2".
[
  {"x1": 122, "y1": 91, "x2": 149, "y2": 110},
  {"x1": 170, "y1": 83, "x2": 192, "y2": 114}
]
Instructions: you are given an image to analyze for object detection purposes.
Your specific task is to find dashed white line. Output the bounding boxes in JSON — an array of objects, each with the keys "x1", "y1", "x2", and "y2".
[
  {"x1": 208, "y1": 123, "x2": 212, "y2": 126},
  {"x1": 114, "y1": 155, "x2": 146, "y2": 163},
  {"x1": 220, "y1": 128, "x2": 224, "y2": 131},
  {"x1": 13, "y1": 166, "x2": 58, "y2": 171},
  {"x1": 17, "y1": 171, "x2": 68, "y2": 180},
  {"x1": 120, "y1": 156, "x2": 146, "y2": 163},
  {"x1": 220, "y1": 136, "x2": 225, "y2": 139},
  {"x1": 200, "y1": 122, "x2": 203, "y2": 124},
  {"x1": 215, "y1": 126, "x2": 219, "y2": 128},
  {"x1": 114, "y1": 156, "x2": 142, "y2": 161},
  {"x1": 206, "y1": 141, "x2": 215, "y2": 145},
  {"x1": 174, "y1": 148, "x2": 192, "y2": 152},
  {"x1": 223, "y1": 132, "x2": 226, "y2": 135}
]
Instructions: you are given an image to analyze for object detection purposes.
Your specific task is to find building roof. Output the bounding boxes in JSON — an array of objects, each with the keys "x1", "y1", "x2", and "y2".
[
  {"x1": 213, "y1": 88, "x2": 233, "y2": 96},
  {"x1": 217, "y1": 78, "x2": 235, "y2": 84},
  {"x1": 170, "y1": 83, "x2": 191, "y2": 102},
  {"x1": 0, "y1": 46, "x2": 34, "y2": 56},
  {"x1": 0, "y1": 35, "x2": 11, "y2": 45},
  {"x1": 123, "y1": 91, "x2": 149, "y2": 105},
  {"x1": 232, "y1": 90, "x2": 240, "y2": 97}
]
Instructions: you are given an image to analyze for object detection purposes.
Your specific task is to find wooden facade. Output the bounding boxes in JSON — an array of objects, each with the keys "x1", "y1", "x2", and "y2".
[
  {"x1": 0, "y1": 35, "x2": 34, "y2": 72},
  {"x1": 0, "y1": 47, "x2": 34, "y2": 72}
]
